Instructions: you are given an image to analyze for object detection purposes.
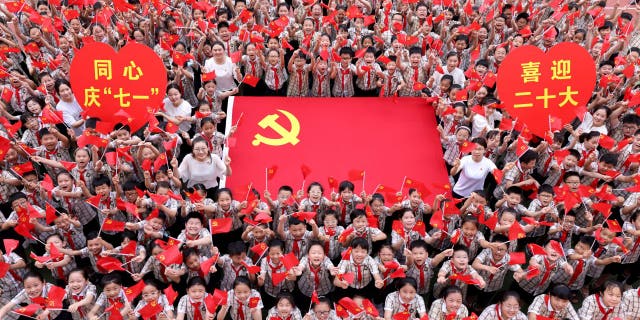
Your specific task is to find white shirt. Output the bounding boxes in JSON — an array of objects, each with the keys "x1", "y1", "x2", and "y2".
[
  {"x1": 163, "y1": 98, "x2": 192, "y2": 132},
  {"x1": 56, "y1": 98, "x2": 84, "y2": 136},
  {"x1": 178, "y1": 153, "x2": 227, "y2": 189},
  {"x1": 433, "y1": 67, "x2": 466, "y2": 88},
  {"x1": 453, "y1": 155, "x2": 497, "y2": 197},
  {"x1": 204, "y1": 56, "x2": 237, "y2": 92}
]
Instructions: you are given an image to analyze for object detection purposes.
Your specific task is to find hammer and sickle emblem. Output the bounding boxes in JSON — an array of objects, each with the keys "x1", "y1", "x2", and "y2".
[{"x1": 252, "y1": 109, "x2": 300, "y2": 146}]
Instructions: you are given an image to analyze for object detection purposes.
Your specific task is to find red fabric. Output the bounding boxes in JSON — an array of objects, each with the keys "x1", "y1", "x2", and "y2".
[{"x1": 226, "y1": 98, "x2": 449, "y2": 204}]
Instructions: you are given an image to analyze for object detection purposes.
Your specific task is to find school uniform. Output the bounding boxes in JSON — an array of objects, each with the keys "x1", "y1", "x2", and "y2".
[
  {"x1": 260, "y1": 257, "x2": 294, "y2": 298},
  {"x1": 478, "y1": 304, "x2": 527, "y2": 320},
  {"x1": 406, "y1": 257, "x2": 435, "y2": 295},
  {"x1": 528, "y1": 294, "x2": 579, "y2": 319},
  {"x1": 177, "y1": 294, "x2": 209, "y2": 320},
  {"x1": 578, "y1": 294, "x2": 627, "y2": 320},
  {"x1": 218, "y1": 255, "x2": 254, "y2": 291},
  {"x1": 337, "y1": 255, "x2": 380, "y2": 289},
  {"x1": 475, "y1": 249, "x2": 521, "y2": 293},
  {"x1": 65, "y1": 283, "x2": 97, "y2": 320},
  {"x1": 433, "y1": 261, "x2": 481, "y2": 299},
  {"x1": 11, "y1": 283, "x2": 63, "y2": 319},
  {"x1": 550, "y1": 249, "x2": 594, "y2": 290},
  {"x1": 623, "y1": 288, "x2": 640, "y2": 320},
  {"x1": 225, "y1": 289, "x2": 263, "y2": 320},
  {"x1": 133, "y1": 294, "x2": 174, "y2": 318},
  {"x1": 319, "y1": 225, "x2": 344, "y2": 260},
  {"x1": 427, "y1": 298, "x2": 469, "y2": 320},
  {"x1": 283, "y1": 229, "x2": 315, "y2": 260},
  {"x1": 517, "y1": 254, "x2": 564, "y2": 296},
  {"x1": 384, "y1": 291, "x2": 427, "y2": 317},
  {"x1": 297, "y1": 256, "x2": 335, "y2": 297},
  {"x1": 94, "y1": 289, "x2": 129, "y2": 320}
]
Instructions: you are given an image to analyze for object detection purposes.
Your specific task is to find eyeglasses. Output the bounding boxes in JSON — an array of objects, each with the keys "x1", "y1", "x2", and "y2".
[{"x1": 502, "y1": 304, "x2": 520, "y2": 311}]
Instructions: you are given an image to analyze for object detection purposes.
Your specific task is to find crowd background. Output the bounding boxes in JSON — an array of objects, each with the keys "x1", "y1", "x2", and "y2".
[{"x1": 0, "y1": 0, "x2": 640, "y2": 318}]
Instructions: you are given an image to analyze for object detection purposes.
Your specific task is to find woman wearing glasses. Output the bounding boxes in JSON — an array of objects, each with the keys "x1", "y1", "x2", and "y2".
[{"x1": 178, "y1": 137, "x2": 231, "y2": 198}]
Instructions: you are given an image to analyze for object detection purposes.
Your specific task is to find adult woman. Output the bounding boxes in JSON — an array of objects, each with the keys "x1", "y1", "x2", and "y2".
[
  {"x1": 55, "y1": 78, "x2": 85, "y2": 136},
  {"x1": 451, "y1": 137, "x2": 497, "y2": 198},
  {"x1": 203, "y1": 41, "x2": 238, "y2": 93},
  {"x1": 478, "y1": 291, "x2": 527, "y2": 320},
  {"x1": 157, "y1": 83, "x2": 193, "y2": 133},
  {"x1": 177, "y1": 137, "x2": 231, "y2": 196}
]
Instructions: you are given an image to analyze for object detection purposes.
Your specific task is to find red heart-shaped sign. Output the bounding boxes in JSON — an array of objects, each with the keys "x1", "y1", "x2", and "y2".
[
  {"x1": 70, "y1": 42, "x2": 167, "y2": 132},
  {"x1": 497, "y1": 42, "x2": 595, "y2": 138}
]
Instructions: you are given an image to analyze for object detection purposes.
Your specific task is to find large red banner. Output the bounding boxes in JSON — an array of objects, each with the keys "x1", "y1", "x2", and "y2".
[{"x1": 223, "y1": 97, "x2": 449, "y2": 201}]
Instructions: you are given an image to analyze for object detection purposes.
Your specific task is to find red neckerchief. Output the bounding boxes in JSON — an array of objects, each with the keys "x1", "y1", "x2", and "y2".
[
  {"x1": 538, "y1": 257, "x2": 553, "y2": 286},
  {"x1": 567, "y1": 259, "x2": 584, "y2": 286},
  {"x1": 595, "y1": 294, "x2": 613, "y2": 320},
  {"x1": 495, "y1": 304, "x2": 503, "y2": 320},
  {"x1": 309, "y1": 263, "x2": 322, "y2": 287},
  {"x1": 449, "y1": 261, "x2": 465, "y2": 285},
  {"x1": 544, "y1": 294, "x2": 556, "y2": 318},
  {"x1": 487, "y1": 257, "x2": 504, "y2": 283},
  {"x1": 231, "y1": 263, "x2": 244, "y2": 277},
  {"x1": 72, "y1": 292, "x2": 86, "y2": 318}
]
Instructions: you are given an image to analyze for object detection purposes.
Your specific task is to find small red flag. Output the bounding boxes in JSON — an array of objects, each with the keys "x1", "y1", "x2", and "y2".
[
  {"x1": 282, "y1": 253, "x2": 299, "y2": 270},
  {"x1": 508, "y1": 252, "x2": 526, "y2": 265},
  {"x1": 209, "y1": 218, "x2": 233, "y2": 234},
  {"x1": 101, "y1": 219, "x2": 125, "y2": 232},
  {"x1": 508, "y1": 222, "x2": 526, "y2": 240},
  {"x1": 124, "y1": 281, "x2": 145, "y2": 302},
  {"x1": 301, "y1": 164, "x2": 312, "y2": 179},
  {"x1": 13, "y1": 304, "x2": 41, "y2": 317},
  {"x1": 164, "y1": 286, "x2": 178, "y2": 305},
  {"x1": 606, "y1": 220, "x2": 622, "y2": 233},
  {"x1": 338, "y1": 272, "x2": 355, "y2": 284},
  {"x1": 242, "y1": 74, "x2": 259, "y2": 87},
  {"x1": 250, "y1": 242, "x2": 268, "y2": 257},
  {"x1": 200, "y1": 254, "x2": 219, "y2": 275},
  {"x1": 271, "y1": 272, "x2": 288, "y2": 285},
  {"x1": 3, "y1": 239, "x2": 19, "y2": 255},
  {"x1": 527, "y1": 243, "x2": 547, "y2": 256}
]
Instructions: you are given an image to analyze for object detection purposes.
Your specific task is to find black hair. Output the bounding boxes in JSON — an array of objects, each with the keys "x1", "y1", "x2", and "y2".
[
  {"x1": 350, "y1": 237, "x2": 369, "y2": 251},
  {"x1": 101, "y1": 273, "x2": 123, "y2": 286},
  {"x1": 440, "y1": 285, "x2": 463, "y2": 299}
]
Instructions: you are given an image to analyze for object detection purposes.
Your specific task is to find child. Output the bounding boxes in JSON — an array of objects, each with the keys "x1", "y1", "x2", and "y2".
[
  {"x1": 478, "y1": 291, "x2": 527, "y2": 320},
  {"x1": 266, "y1": 293, "x2": 303, "y2": 320},
  {"x1": 399, "y1": 188, "x2": 432, "y2": 222},
  {"x1": 317, "y1": 210, "x2": 344, "y2": 261},
  {"x1": 190, "y1": 117, "x2": 227, "y2": 159},
  {"x1": 218, "y1": 241, "x2": 255, "y2": 290},
  {"x1": 440, "y1": 125, "x2": 471, "y2": 169},
  {"x1": 51, "y1": 171, "x2": 96, "y2": 226},
  {"x1": 264, "y1": 185, "x2": 297, "y2": 231},
  {"x1": 305, "y1": 296, "x2": 338, "y2": 320},
  {"x1": 263, "y1": 48, "x2": 288, "y2": 96},
  {"x1": 515, "y1": 240, "x2": 574, "y2": 297},
  {"x1": 355, "y1": 47, "x2": 381, "y2": 96},
  {"x1": 206, "y1": 188, "x2": 247, "y2": 237},
  {"x1": 495, "y1": 186, "x2": 533, "y2": 219},
  {"x1": 176, "y1": 277, "x2": 211, "y2": 320},
  {"x1": 552, "y1": 236, "x2": 595, "y2": 292},
  {"x1": 334, "y1": 238, "x2": 384, "y2": 295},
  {"x1": 548, "y1": 211, "x2": 599, "y2": 252},
  {"x1": 103, "y1": 231, "x2": 146, "y2": 274},
  {"x1": 543, "y1": 149, "x2": 582, "y2": 187},
  {"x1": 177, "y1": 212, "x2": 214, "y2": 257},
  {"x1": 332, "y1": 47, "x2": 356, "y2": 97},
  {"x1": 0, "y1": 243, "x2": 26, "y2": 316},
  {"x1": 65, "y1": 269, "x2": 97, "y2": 320},
  {"x1": 333, "y1": 181, "x2": 363, "y2": 225},
  {"x1": 526, "y1": 184, "x2": 558, "y2": 240},
  {"x1": 35, "y1": 211, "x2": 86, "y2": 251},
  {"x1": 369, "y1": 193, "x2": 391, "y2": 230},
  {"x1": 88, "y1": 273, "x2": 132, "y2": 320},
  {"x1": 341, "y1": 210, "x2": 387, "y2": 252},
  {"x1": 449, "y1": 216, "x2": 490, "y2": 259},
  {"x1": 298, "y1": 182, "x2": 337, "y2": 225},
  {"x1": 472, "y1": 234, "x2": 523, "y2": 301},
  {"x1": 377, "y1": 55, "x2": 405, "y2": 97},
  {"x1": 493, "y1": 150, "x2": 539, "y2": 199},
  {"x1": 406, "y1": 240, "x2": 452, "y2": 295},
  {"x1": 435, "y1": 245, "x2": 486, "y2": 299},
  {"x1": 242, "y1": 222, "x2": 275, "y2": 261},
  {"x1": 217, "y1": 276, "x2": 263, "y2": 320},
  {"x1": 0, "y1": 271, "x2": 63, "y2": 319},
  {"x1": 391, "y1": 209, "x2": 434, "y2": 261},
  {"x1": 586, "y1": 227, "x2": 623, "y2": 281},
  {"x1": 258, "y1": 240, "x2": 295, "y2": 305},
  {"x1": 528, "y1": 284, "x2": 580, "y2": 319},
  {"x1": 277, "y1": 215, "x2": 319, "y2": 260},
  {"x1": 621, "y1": 211, "x2": 640, "y2": 265},
  {"x1": 130, "y1": 279, "x2": 175, "y2": 319},
  {"x1": 383, "y1": 278, "x2": 427, "y2": 319},
  {"x1": 287, "y1": 50, "x2": 312, "y2": 97},
  {"x1": 57, "y1": 231, "x2": 114, "y2": 275},
  {"x1": 294, "y1": 241, "x2": 337, "y2": 300},
  {"x1": 35, "y1": 127, "x2": 71, "y2": 177},
  {"x1": 34, "y1": 234, "x2": 76, "y2": 282},
  {"x1": 428, "y1": 285, "x2": 469, "y2": 320},
  {"x1": 136, "y1": 241, "x2": 182, "y2": 284},
  {"x1": 578, "y1": 281, "x2": 627, "y2": 319}
]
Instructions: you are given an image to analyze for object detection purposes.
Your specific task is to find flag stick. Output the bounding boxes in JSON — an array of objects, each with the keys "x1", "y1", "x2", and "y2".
[
  {"x1": 399, "y1": 176, "x2": 407, "y2": 194},
  {"x1": 361, "y1": 171, "x2": 366, "y2": 193},
  {"x1": 11, "y1": 312, "x2": 37, "y2": 320},
  {"x1": 245, "y1": 183, "x2": 253, "y2": 202},
  {"x1": 234, "y1": 112, "x2": 244, "y2": 127},
  {"x1": 265, "y1": 168, "x2": 268, "y2": 192}
]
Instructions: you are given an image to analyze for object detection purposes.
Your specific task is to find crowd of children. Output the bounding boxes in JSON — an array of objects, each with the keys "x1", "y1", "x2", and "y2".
[{"x1": 1, "y1": 0, "x2": 640, "y2": 318}]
